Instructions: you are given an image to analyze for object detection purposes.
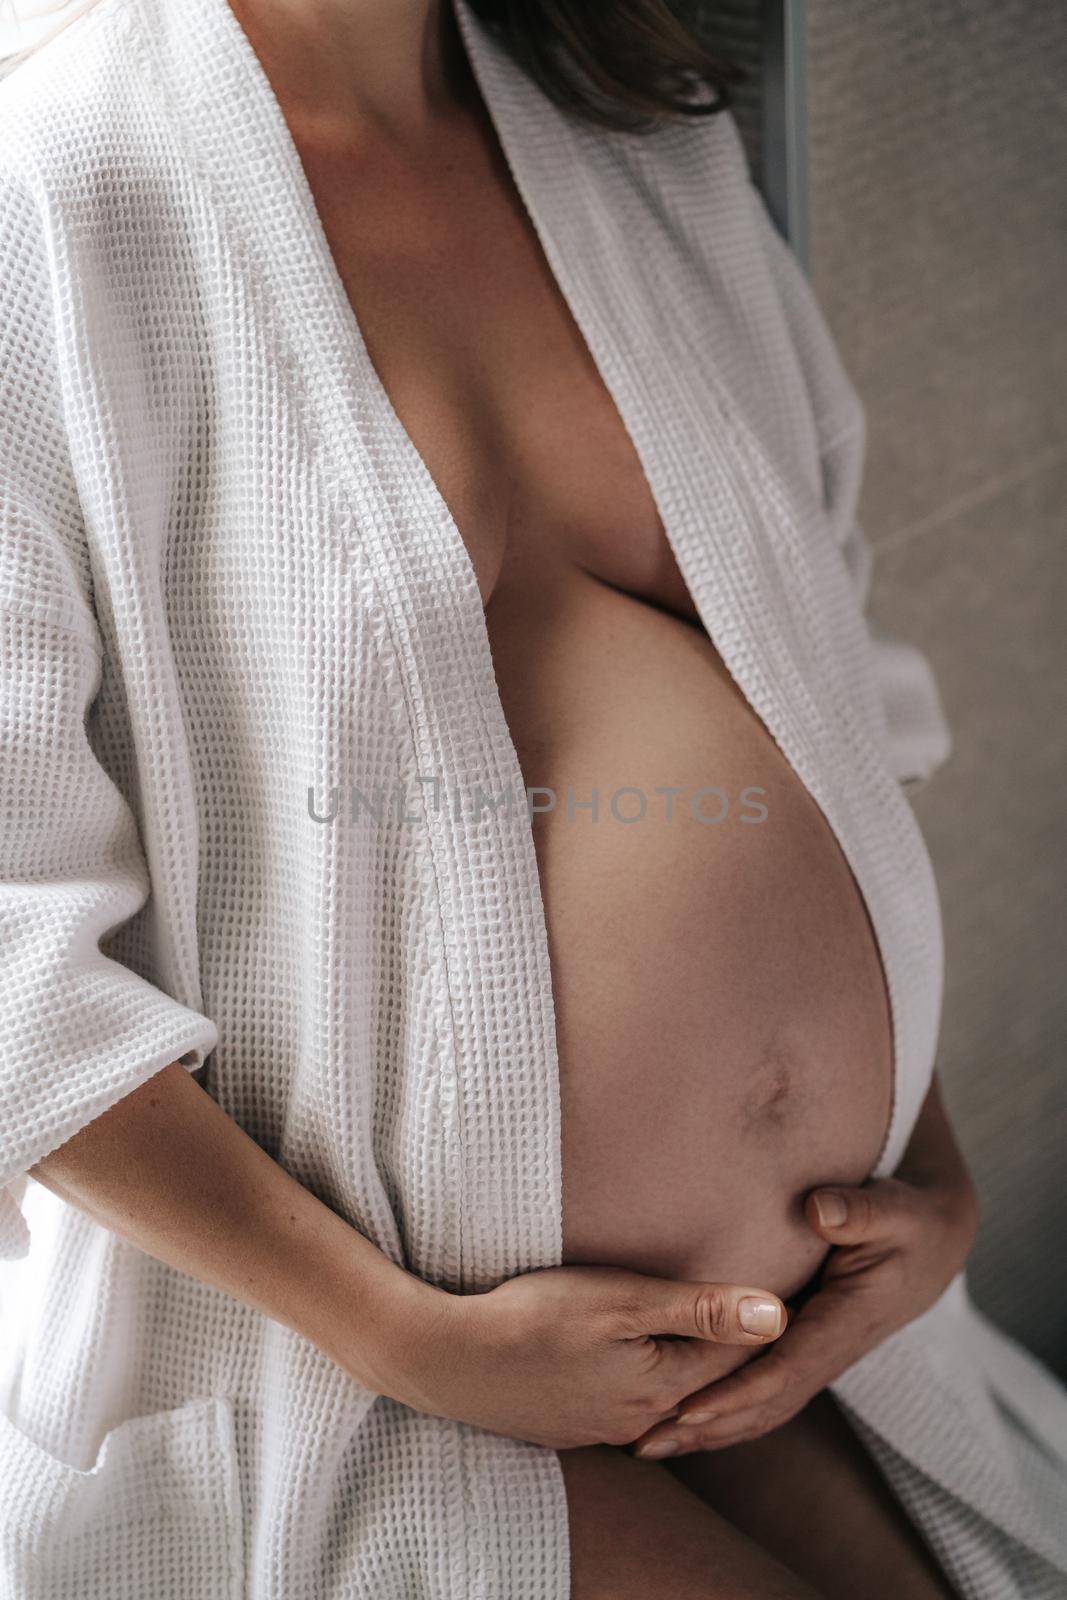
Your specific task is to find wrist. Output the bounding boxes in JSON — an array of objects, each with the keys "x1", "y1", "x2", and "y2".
[
  {"x1": 332, "y1": 1246, "x2": 466, "y2": 1408},
  {"x1": 940, "y1": 1164, "x2": 981, "y2": 1249},
  {"x1": 895, "y1": 1075, "x2": 974, "y2": 1200}
]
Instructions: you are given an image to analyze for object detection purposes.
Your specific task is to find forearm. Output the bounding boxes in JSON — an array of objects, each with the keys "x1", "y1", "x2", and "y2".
[
  {"x1": 27, "y1": 1060, "x2": 448, "y2": 1397},
  {"x1": 896, "y1": 1071, "x2": 979, "y2": 1216}
]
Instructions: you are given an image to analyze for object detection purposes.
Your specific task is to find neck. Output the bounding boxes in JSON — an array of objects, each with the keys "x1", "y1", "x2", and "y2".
[{"x1": 226, "y1": 0, "x2": 473, "y2": 140}]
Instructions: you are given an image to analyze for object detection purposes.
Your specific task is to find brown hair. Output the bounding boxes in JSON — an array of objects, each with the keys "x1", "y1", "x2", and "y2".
[
  {"x1": 464, "y1": 1, "x2": 745, "y2": 131},
  {"x1": 1, "y1": 0, "x2": 745, "y2": 132}
]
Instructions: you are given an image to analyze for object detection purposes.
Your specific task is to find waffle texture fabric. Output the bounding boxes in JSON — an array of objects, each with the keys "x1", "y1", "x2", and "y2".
[{"x1": 0, "y1": 0, "x2": 1065, "y2": 1593}]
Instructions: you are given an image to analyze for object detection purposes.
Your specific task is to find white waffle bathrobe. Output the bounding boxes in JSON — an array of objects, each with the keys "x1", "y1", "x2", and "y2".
[{"x1": 1, "y1": 0, "x2": 1066, "y2": 1594}]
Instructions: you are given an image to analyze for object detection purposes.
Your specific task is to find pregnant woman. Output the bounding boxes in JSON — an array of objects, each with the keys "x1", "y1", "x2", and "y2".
[{"x1": 2, "y1": 0, "x2": 1067, "y2": 1595}]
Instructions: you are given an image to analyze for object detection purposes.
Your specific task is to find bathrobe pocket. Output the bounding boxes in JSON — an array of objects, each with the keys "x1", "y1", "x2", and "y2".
[{"x1": 0, "y1": 1394, "x2": 244, "y2": 1599}]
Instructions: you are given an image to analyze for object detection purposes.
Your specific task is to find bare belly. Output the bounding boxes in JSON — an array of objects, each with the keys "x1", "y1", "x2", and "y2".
[{"x1": 485, "y1": 549, "x2": 894, "y2": 1322}]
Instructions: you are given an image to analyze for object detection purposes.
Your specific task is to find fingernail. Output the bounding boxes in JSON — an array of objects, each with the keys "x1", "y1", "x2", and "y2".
[
  {"x1": 636, "y1": 1438, "x2": 678, "y2": 1459},
  {"x1": 739, "y1": 1296, "x2": 782, "y2": 1336},
  {"x1": 814, "y1": 1190, "x2": 848, "y2": 1228},
  {"x1": 676, "y1": 1410, "x2": 716, "y2": 1426}
]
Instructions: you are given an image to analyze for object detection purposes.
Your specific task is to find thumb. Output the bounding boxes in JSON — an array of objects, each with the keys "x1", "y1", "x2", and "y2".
[
  {"x1": 806, "y1": 1179, "x2": 917, "y2": 1246},
  {"x1": 634, "y1": 1278, "x2": 787, "y2": 1347}
]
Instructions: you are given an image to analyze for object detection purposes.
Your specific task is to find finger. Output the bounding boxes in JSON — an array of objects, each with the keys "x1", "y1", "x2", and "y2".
[
  {"x1": 668, "y1": 1357, "x2": 820, "y2": 1443},
  {"x1": 805, "y1": 1177, "x2": 922, "y2": 1247},
  {"x1": 631, "y1": 1287, "x2": 867, "y2": 1460},
  {"x1": 672, "y1": 1274, "x2": 882, "y2": 1431},
  {"x1": 632, "y1": 1278, "x2": 788, "y2": 1348},
  {"x1": 632, "y1": 1400, "x2": 806, "y2": 1458},
  {"x1": 630, "y1": 1361, "x2": 818, "y2": 1458}
]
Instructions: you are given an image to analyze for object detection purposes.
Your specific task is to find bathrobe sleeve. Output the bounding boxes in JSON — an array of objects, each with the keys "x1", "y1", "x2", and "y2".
[
  {"x1": 746, "y1": 177, "x2": 953, "y2": 791},
  {"x1": 0, "y1": 166, "x2": 218, "y2": 1260}
]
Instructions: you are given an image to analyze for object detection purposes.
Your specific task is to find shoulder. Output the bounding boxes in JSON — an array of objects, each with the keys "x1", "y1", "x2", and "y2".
[
  {"x1": 596, "y1": 101, "x2": 815, "y2": 348},
  {"x1": 607, "y1": 104, "x2": 759, "y2": 250},
  {"x1": 635, "y1": 106, "x2": 865, "y2": 447},
  {"x1": 0, "y1": 0, "x2": 208, "y2": 397},
  {"x1": 0, "y1": 0, "x2": 178, "y2": 221},
  {"x1": 0, "y1": 0, "x2": 190, "y2": 528},
  {"x1": 600, "y1": 102, "x2": 866, "y2": 480}
]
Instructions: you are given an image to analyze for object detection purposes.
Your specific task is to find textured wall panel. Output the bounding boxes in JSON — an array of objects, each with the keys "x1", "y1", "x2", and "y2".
[
  {"x1": 880, "y1": 458, "x2": 1067, "y2": 1375},
  {"x1": 807, "y1": 0, "x2": 1067, "y2": 1372},
  {"x1": 806, "y1": 0, "x2": 1067, "y2": 539}
]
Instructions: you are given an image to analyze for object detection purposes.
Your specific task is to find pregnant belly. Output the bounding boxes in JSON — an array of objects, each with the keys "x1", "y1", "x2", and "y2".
[{"x1": 485, "y1": 558, "x2": 894, "y2": 1335}]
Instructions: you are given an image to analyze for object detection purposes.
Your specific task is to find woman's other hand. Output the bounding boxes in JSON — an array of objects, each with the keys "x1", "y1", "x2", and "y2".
[{"x1": 629, "y1": 1077, "x2": 979, "y2": 1459}]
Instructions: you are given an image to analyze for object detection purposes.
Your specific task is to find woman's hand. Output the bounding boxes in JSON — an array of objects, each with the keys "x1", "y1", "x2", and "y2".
[
  {"x1": 629, "y1": 1075, "x2": 980, "y2": 1460},
  {"x1": 379, "y1": 1263, "x2": 788, "y2": 1451}
]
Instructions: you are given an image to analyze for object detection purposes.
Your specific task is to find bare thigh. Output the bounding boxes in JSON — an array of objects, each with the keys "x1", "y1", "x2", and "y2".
[
  {"x1": 559, "y1": 1442, "x2": 823, "y2": 1599},
  {"x1": 664, "y1": 1389, "x2": 955, "y2": 1600}
]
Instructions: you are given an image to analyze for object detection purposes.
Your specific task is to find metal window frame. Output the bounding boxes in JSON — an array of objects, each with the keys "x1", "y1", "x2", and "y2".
[{"x1": 760, "y1": 0, "x2": 810, "y2": 271}]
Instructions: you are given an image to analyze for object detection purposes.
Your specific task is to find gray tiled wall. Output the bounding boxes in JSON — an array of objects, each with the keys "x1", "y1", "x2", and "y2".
[{"x1": 805, "y1": 0, "x2": 1067, "y2": 1375}]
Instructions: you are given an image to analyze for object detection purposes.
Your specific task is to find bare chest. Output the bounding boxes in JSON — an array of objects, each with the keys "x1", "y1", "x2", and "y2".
[{"x1": 291, "y1": 117, "x2": 697, "y2": 619}]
